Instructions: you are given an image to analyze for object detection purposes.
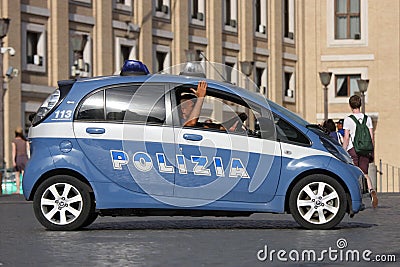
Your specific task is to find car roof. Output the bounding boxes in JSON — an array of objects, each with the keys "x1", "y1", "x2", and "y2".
[{"x1": 72, "y1": 73, "x2": 268, "y2": 107}]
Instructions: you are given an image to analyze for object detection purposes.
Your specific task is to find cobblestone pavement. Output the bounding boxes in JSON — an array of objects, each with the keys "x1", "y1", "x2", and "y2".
[{"x1": 0, "y1": 193, "x2": 399, "y2": 266}]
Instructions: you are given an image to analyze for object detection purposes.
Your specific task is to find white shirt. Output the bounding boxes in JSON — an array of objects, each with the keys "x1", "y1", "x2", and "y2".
[{"x1": 343, "y1": 113, "x2": 373, "y2": 151}]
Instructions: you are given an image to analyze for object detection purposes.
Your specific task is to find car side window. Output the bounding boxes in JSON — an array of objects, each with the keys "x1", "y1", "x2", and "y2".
[
  {"x1": 76, "y1": 84, "x2": 166, "y2": 125},
  {"x1": 76, "y1": 90, "x2": 105, "y2": 121},
  {"x1": 273, "y1": 115, "x2": 310, "y2": 145},
  {"x1": 105, "y1": 87, "x2": 138, "y2": 121},
  {"x1": 106, "y1": 85, "x2": 166, "y2": 124},
  {"x1": 174, "y1": 86, "x2": 272, "y2": 139}
]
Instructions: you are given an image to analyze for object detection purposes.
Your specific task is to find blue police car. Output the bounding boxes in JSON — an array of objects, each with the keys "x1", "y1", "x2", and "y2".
[{"x1": 23, "y1": 60, "x2": 366, "y2": 230}]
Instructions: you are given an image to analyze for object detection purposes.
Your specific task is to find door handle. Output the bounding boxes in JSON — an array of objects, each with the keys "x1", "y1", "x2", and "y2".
[
  {"x1": 183, "y1": 133, "x2": 203, "y2": 141},
  {"x1": 86, "y1": 127, "x2": 105, "y2": 134}
]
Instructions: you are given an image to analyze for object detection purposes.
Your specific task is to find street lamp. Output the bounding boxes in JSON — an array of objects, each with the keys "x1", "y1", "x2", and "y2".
[
  {"x1": 319, "y1": 72, "x2": 332, "y2": 122},
  {"x1": 70, "y1": 33, "x2": 88, "y2": 78},
  {"x1": 0, "y1": 18, "x2": 10, "y2": 195},
  {"x1": 357, "y1": 79, "x2": 369, "y2": 114}
]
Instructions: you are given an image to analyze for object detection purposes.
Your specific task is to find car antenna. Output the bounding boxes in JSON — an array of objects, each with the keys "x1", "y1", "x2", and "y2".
[{"x1": 197, "y1": 50, "x2": 231, "y2": 84}]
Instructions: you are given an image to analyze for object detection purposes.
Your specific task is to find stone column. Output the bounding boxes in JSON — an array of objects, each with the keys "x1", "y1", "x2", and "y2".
[
  {"x1": 172, "y1": 0, "x2": 189, "y2": 65},
  {"x1": 48, "y1": 0, "x2": 69, "y2": 85},
  {"x1": 268, "y1": 0, "x2": 283, "y2": 104},
  {"x1": 137, "y1": 0, "x2": 153, "y2": 70},
  {"x1": 93, "y1": 0, "x2": 113, "y2": 76},
  {"x1": 2, "y1": 0, "x2": 22, "y2": 167}
]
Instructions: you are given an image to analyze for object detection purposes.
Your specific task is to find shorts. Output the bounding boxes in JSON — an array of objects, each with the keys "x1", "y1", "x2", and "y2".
[
  {"x1": 347, "y1": 147, "x2": 370, "y2": 174},
  {"x1": 15, "y1": 155, "x2": 29, "y2": 172}
]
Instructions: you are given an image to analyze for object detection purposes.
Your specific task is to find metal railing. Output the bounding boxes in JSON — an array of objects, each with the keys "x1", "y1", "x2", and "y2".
[{"x1": 377, "y1": 160, "x2": 400, "y2": 193}]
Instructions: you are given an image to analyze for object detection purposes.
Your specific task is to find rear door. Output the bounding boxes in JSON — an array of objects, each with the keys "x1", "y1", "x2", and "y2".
[{"x1": 73, "y1": 83, "x2": 176, "y2": 196}]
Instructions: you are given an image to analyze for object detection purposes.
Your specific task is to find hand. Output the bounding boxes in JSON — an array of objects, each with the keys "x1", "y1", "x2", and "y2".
[
  {"x1": 191, "y1": 80, "x2": 207, "y2": 98},
  {"x1": 229, "y1": 121, "x2": 239, "y2": 132}
]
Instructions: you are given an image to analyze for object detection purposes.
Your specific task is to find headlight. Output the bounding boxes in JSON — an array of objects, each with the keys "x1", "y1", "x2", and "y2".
[
  {"x1": 320, "y1": 136, "x2": 353, "y2": 164},
  {"x1": 32, "y1": 89, "x2": 61, "y2": 125}
]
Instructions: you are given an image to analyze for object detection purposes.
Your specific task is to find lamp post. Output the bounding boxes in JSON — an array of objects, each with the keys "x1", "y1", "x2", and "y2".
[
  {"x1": 0, "y1": 18, "x2": 10, "y2": 195},
  {"x1": 70, "y1": 33, "x2": 87, "y2": 78},
  {"x1": 240, "y1": 61, "x2": 254, "y2": 127},
  {"x1": 357, "y1": 79, "x2": 369, "y2": 114},
  {"x1": 319, "y1": 72, "x2": 332, "y2": 122}
]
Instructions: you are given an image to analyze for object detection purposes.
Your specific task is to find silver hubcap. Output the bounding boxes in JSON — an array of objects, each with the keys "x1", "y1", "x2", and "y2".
[
  {"x1": 297, "y1": 182, "x2": 340, "y2": 225},
  {"x1": 40, "y1": 183, "x2": 83, "y2": 225}
]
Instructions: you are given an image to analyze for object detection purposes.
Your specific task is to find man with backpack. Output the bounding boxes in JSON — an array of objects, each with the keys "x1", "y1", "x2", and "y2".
[{"x1": 342, "y1": 95, "x2": 378, "y2": 208}]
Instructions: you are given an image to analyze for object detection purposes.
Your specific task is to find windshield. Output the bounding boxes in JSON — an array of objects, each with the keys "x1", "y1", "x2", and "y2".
[{"x1": 267, "y1": 100, "x2": 309, "y2": 127}]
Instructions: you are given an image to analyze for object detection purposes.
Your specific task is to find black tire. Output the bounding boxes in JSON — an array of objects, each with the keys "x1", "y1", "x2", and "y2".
[
  {"x1": 81, "y1": 200, "x2": 99, "y2": 228},
  {"x1": 33, "y1": 175, "x2": 95, "y2": 231},
  {"x1": 289, "y1": 174, "x2": 347, "y2": 230}
]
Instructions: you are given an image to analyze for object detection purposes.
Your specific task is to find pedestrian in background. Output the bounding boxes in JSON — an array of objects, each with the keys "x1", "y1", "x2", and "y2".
[
  {"x1": 342, "y1": 95, "x2": 378, "y2": 208},
  {"x1": 323, "y1": 119, "x2": 342, "y2": 144},
  {"x1": 335, "y1": 119, "x2": 344, "y2": 145},
  {"x1": 336, "y1": 119, "x2": 345, "y2": 137},
  {"x1": 12, "y1": 127, "x2": 29, "y2": 194}
]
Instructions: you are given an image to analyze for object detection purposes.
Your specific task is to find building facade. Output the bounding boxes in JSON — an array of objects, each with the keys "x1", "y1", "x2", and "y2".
[{"x1": 0, "y1": 0, "x2": 399, "y2": 189}]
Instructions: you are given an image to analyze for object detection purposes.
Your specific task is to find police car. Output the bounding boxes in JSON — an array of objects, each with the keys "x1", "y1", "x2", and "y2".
[{"x1": 23, "y1": 60, "x2": 366, "y2": 230}]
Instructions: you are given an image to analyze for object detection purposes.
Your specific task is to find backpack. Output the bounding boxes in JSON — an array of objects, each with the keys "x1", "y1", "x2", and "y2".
[{"x1": 349, "y1": 115, "x2": 374, "y2": 156}]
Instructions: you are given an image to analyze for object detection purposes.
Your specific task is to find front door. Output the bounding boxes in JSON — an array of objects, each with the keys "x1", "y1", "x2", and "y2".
[{"x1": 172, "y1": 83, "x2": 282, "y2": 205}]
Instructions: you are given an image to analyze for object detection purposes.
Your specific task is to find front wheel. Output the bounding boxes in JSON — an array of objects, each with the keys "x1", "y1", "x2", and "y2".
[
  {"x1": 33, "y1": 175, "x2": 95, "y2": 231},
  {"x1": 289, "y1": 174, "x2": 347, "y2": 230}
]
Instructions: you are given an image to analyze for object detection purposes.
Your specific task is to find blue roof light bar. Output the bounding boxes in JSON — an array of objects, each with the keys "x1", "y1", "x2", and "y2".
[{"x1": 120, "y1": 60, "x2": 150, "y2": 76}]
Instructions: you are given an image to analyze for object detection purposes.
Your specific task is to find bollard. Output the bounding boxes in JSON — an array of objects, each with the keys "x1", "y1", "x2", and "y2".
[{"x1": 369, "y1": 163, "x2": 377, "y2": 191}]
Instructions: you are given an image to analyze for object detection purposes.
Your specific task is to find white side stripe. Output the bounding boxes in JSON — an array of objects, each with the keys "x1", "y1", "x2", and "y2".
[{"x1": 29, "y1": 122, "x2": 334, "y2": 159}]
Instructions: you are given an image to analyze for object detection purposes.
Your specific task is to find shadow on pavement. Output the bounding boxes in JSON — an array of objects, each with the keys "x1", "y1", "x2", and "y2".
[
  {"x1": 0, "y1": 193, "x2": 28, "y2": 203},
  {"x1": 84, "y1": 219, "x2": 375, "y2": 231}
]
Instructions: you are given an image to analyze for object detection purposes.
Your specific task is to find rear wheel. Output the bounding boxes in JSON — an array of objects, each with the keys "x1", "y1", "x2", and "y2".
[
  {"x1": 289, "y1": 174, "x2": 347, "y2": 230},
  {"x1": 33, "y1": 175, "x2": 96, "y2": 230}
]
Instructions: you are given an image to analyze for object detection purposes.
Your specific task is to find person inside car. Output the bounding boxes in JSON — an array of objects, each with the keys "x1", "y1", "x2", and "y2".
[
  {"x1": 179, "y1": 80, "x2": 207, "y2": 127},
  {"x1": 179, "y1": 81, "x2": 248, "y2": 133}
]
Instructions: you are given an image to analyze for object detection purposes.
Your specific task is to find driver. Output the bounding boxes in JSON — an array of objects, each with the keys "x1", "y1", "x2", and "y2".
[
  {"x1": 180, "y1": 80, "x2": 207, "y2": 127},
  {"x1": 179, "y1": 81, "x2": 247, "y2": 132}
]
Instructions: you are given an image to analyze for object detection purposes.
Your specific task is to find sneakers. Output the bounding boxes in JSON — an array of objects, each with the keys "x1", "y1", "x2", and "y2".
[{"x1": 369, "y1": 189, "x2": 378, "y2": 208}]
